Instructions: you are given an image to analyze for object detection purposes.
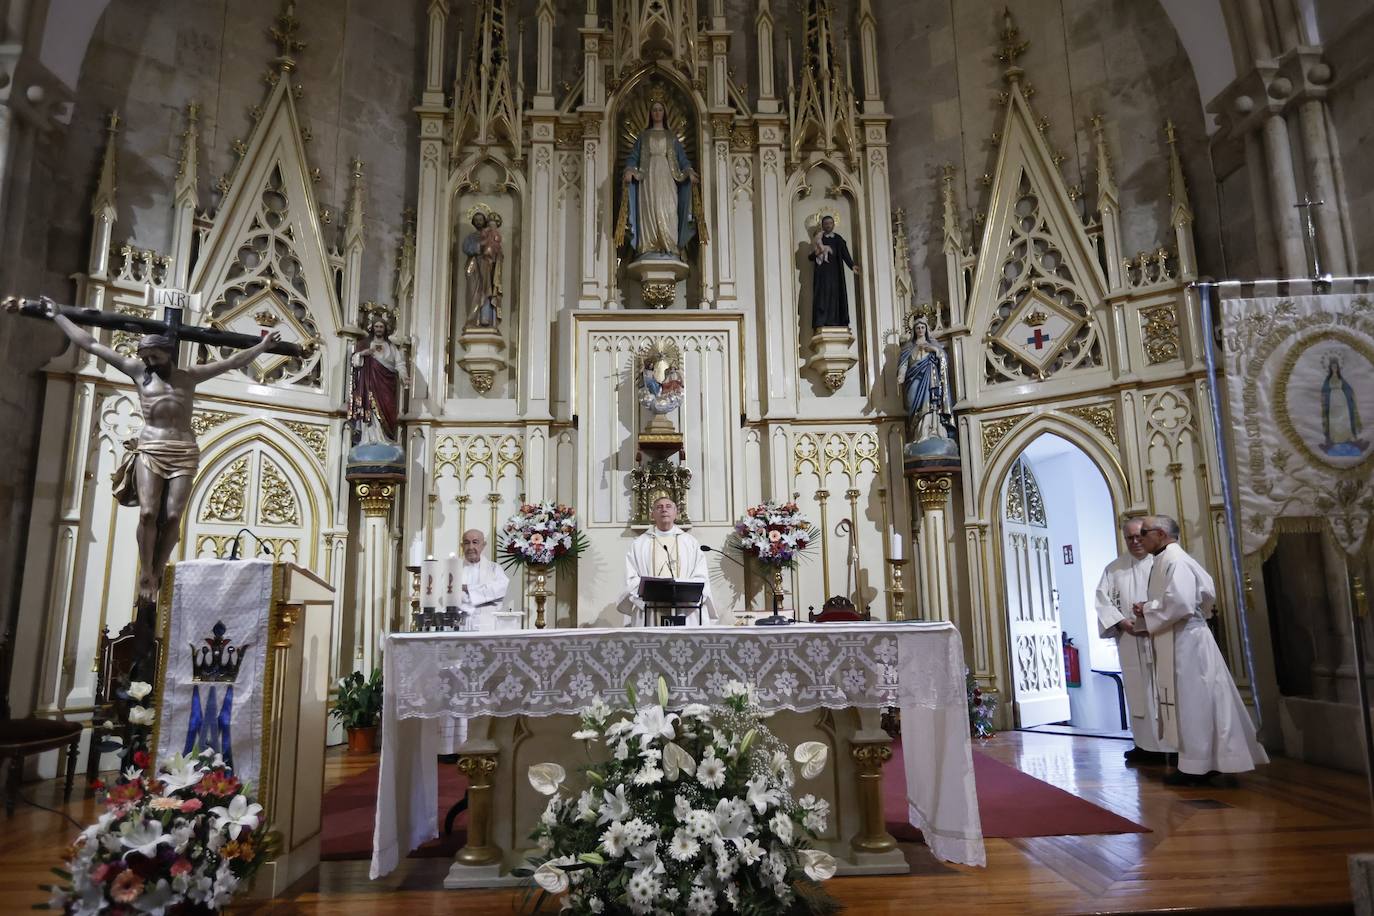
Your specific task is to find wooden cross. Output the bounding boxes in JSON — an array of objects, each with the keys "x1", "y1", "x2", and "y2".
[
  {"x1": 1294, "y1": 196, "x2": 1327, "y2": 281},
  {"x1": 6, "y1": 295, "x2": 304, "y2": 363}
]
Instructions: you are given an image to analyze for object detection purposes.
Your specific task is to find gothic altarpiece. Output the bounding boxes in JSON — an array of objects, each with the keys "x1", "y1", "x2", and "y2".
[{"x1": 10, "y1": 2, "x2": 1255, "y2": 757}]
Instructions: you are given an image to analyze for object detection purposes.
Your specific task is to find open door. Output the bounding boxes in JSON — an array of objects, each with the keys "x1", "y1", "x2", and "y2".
[{"x1": 1002, "y1": 458, "x2": 1070, "y2": 726}]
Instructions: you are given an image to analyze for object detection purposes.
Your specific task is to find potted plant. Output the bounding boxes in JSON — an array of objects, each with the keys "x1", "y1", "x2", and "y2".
[{"x1": 331, "y1": 668, "x2": 383, "y2": 753}]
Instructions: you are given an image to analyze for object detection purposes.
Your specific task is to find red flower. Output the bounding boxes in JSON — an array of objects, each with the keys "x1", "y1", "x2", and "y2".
[
  {"x1": 180, "y1": 797, "x2": 203, "y2": 813},
  {"x1": 195, "y1": 770, "x2": 242, "y2": 797},
  {"x1": 105, "y1": 780, "x2": 144, "y2": 808},
  {"x1": 90, "y1": 778, "x2": 105, "y2": 792},
  {"x1": 90, "y1": 862, "x2": 120, "y2": 884},
  {"x1": 170, "y1": 857, "x2": 193, "y2": 877},
  {"x1": 133, "y1": 750, "x2": 149, "y2": 769}
]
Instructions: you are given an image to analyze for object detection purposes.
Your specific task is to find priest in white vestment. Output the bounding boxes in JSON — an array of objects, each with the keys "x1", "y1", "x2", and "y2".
[
  {"x1": 622, "y1": 495, "x2": 717, "y2": 625},
  {"x1": 1135, "y1": 515, "x2": 1268, "y2": 786},
  {"x1": 440, "y1": 529, "x2": 511, "y2": 755},
  {"x1": 1093, "y1": 517, "x2": 1169, "y2": 762},
  {"x1": 458, "y1": 529, "x2": 510, "y2": 630}
]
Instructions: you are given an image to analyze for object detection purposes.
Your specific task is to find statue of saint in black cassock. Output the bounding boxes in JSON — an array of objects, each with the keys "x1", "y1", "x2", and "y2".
[{"x1": 807, "y1": 216, "x2": 859, "y2": 329}]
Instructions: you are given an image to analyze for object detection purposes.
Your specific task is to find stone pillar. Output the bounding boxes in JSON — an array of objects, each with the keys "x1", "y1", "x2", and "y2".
[
  {"x1": 412, "y1": 1, "x2": 452, "y2": 408},
  {"x1": 352, "y1": 479, "x2": 401, "y2": 675},
  {"x1": 910, "y1": 472, "x2": 955, "y2": 622},
  {"x1": 1296, "y1": 93, "x2": 1347, "y2": 275},
  {"x1": 1260, "y1": 112, "x2": 1308, "y2": 277}
]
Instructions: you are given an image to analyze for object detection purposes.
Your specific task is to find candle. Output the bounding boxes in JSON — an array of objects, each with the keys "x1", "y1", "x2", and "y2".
[
  {"x1": 892, "y1": 533, "x2": 903, "y2": 561},
  {"x1": 407, "y1": 532, "x2": 423, "y2": 568},
  {"x1": 421, "y1": 557, "x2": 439, "y2": 608},
  {"x1": 444, "y1": 552, "x2": 462, "y2": 606}
]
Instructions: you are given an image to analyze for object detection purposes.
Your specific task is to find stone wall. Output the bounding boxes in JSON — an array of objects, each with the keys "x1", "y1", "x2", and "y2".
[
  {"x1": 1323, "y1": 7, "x2": 1374, "y2": 274},
  {"x1": 873, "y1": 0, "x2": 1219, "y2": 300}
]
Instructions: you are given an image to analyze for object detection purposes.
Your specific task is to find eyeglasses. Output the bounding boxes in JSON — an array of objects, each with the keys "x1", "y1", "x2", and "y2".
[{"x1": 1124, "y1": 534, "x2": 1145, "y2": 541}]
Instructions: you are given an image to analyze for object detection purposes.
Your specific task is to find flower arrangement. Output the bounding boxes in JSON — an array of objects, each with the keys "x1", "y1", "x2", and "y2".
[
  {"x1": 726, "y1": 501, "x2": 820, "y2": 569},
  {"x1": 41, "y1": 748, "x2": 272, "y2": 915},
  {"x1": 514, "y1": 678, "x2": 840, "y2": 915},
  {"x1": 967, "y1": 669, "x2": 997, "y2": 739},
  {"x1": 498, "y1": 501, "x2": 590, "y2": 571}
]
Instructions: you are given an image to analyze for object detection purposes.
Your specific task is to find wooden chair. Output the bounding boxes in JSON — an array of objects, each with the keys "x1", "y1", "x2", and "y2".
[
  {"x1": 808, "y1": 596, "x2": 871, "y2": 623},
  {"x1": 0, "y1": 718, "x2": 81, "y2": 816},
  {"x1": 87, "y1": 622, "x2": 160, "y2": 788}
]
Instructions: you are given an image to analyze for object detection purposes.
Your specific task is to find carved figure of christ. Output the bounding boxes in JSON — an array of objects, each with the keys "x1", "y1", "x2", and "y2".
[{"x1": 5, "y1": 297, "x2": 281, "y2": 605}]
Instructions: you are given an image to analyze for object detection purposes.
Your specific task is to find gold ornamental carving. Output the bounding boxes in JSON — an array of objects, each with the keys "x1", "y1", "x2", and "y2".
[
  {"x1": 1063, "y1": 403, "x2": 1119, "y2": 446},
  {"x1": 258, "y1": 457, "x2": 299, "y2": 525},
  {"x1": 822, "y1": 369, "x2": 846, "y2": 391},
  {"x1": 112, "y1": 304, "x2": 153, "y2": 356},
  {"x1": 204, "y1": 456, "x2": 249, "y2": 522},
  {"x1": 468, "y1": 370, "x2": 495, "y2": 394},
  {"x1": 915, "y1": 474, "x2": 953, "y2": 512},
  {"x1": 641, "y1": 281, "x2": 676, "y2": 309},
  {"x1": 1140, "y1": 303, "x2": 1181, "y2": 364},
  {"x1": 354, "y1": 481, "x2": 398, "y2": 518},
  {"x1": 191, "y1": 410, "x2": 235, "y2": 438},
  {"x1": 980, "y1": 414, "x2": 1026, "y2": 460},
  {"x1": 282, "y1": 420, "x2": 328, "y2": 464}
]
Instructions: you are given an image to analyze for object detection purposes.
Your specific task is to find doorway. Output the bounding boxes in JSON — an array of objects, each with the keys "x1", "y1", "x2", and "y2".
[{"x1": 1001, "y1": 433, "x2": 1125, "y2": 733}]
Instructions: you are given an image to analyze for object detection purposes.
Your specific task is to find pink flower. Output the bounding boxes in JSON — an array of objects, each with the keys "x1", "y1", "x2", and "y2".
[
  {"x1": 180, "y1": 798, "x2": 203, "y2": 813},
  {"x1": 110, "y1": 870, "x2": 144, "y2": 903},
  {"x1": 170, "y1": 857, "x2": 193, "y2": 877},
  {"x1": 90, "y1": 862, "x2": 119, "y2": 884}
]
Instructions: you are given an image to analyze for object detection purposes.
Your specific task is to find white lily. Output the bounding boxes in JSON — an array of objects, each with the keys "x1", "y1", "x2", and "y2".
[
  {"x1": 128, "y1": 706, "x2": 156, "y2": 726},
  {"x1": 119, "y1": 819, "x2": 172, "y2": 859},
  {"x1": 629, "y1": 705, "x2": 679, "y2": 743},
  {"x1": 745, "y1": 775, "x2": 780, "y2": 814},
  {"x1": 157, "y1": 753, "x2": 204, "y2": 791},
  {"x1": 597, "y1": 784, "x2": 631, "y2": 825},
  {"x1": 126, "y1": 681, "x2": 153, "y2": 701},
  {"x1": 209, "y1": 793, "x2": 263, "y2": 840},
  {"x1": 571, "y1": 728, "x2": 599, "y2": 740},
  {"x1": 793, "y1": 741, "x2": 829, "y2": 779},
  {"x1": 528, "y1": 762, "x2": 567, "y2": 796},
  {"x1": 800, "y1": 848, "x2": 838, "y2": 881}
]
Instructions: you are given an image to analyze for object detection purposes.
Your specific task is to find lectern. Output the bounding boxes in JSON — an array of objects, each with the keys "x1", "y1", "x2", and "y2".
[
  {"x1": 152, "y1": 560, "x2": 334, "y2": 898},
  {"x1": 637, "y1": 576, "x2": 705, "y2": 626}
]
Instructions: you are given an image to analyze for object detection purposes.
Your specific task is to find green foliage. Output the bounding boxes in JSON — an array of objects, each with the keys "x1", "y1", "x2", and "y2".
[{"x1": 330, "y1": 667, "x2": 383, "y2": 730}]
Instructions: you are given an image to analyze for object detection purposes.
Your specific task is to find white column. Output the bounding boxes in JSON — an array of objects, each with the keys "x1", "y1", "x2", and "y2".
[
  {"x1": 912, "y1": 474, "x2": 954, "y2": 622},
  {"x1": 412, "y1": 2, "x2": 451, "y2": 408},
  {"x1": 578, "y1": 113, "x2": 604, "y2": 307},
  {"x1": 861, "y1": 119, "x2": 895, "y2": 400},
  {"x1": 354, "y1": 482, "x2": 400, "y2": 674},
  {"x1": 522, "y1": 121, "x2": 557, "y2": 412},
  {"x1": 711, "y1": 118, "x2": 735, "y2": 305},
  {"x1": 1243, "y1": 131, "x2": 1279, "y2": 275},
  {"x1": 755, "y1": 119, "x2": 796, "y2": 417}
]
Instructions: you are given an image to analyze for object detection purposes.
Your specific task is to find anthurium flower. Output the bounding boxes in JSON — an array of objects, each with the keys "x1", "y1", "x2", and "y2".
[
  {"x1": 793, "y1": 741, "x2": 829, "y2": 779},
  {"x1": 528, "y1": 762, "x2": 567, "y2": 796}
]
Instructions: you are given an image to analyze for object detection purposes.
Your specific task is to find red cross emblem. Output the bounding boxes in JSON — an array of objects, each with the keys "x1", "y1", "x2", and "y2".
[{"x1": 1026, "y1": 328, "x2": 1051, "y2": 350}]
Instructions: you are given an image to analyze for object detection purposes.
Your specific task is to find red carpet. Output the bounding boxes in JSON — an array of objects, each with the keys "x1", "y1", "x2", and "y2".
[{"x1": 321, "y1": 744, "x2": 1148, "y2": 861}]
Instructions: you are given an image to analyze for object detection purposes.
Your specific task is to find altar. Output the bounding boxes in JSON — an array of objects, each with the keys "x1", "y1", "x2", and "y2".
[{"x1": 369, "y1": 622, "x2": 985, "y2": 886}]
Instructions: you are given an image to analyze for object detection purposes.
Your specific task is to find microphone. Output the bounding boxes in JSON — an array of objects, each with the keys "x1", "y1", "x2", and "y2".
[
  {"x1": 700, "y1": 544, "x2": 745, "y2": 570},
  {"x1": 228, "y1": 528, "x2": 274, "y2": 561},
  {"x1": 661, "y1": 541, "x2": 678, "y2": 578}
]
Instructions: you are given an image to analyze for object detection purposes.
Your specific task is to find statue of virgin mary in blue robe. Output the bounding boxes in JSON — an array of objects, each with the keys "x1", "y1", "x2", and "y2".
[{"x1": 623, "y1": 100, "x2": 697, "y2": 259}]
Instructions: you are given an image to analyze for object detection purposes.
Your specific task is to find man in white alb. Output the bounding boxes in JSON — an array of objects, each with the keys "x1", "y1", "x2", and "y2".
[
  {"x1": 1094, "y1": 517, "x2": 1169, "y2": 763},
  {"x1": 1133, "y1": 515, "x2": 1268, "y2": 786},
  {"x1": 458, "y1": 529, "x2": 509, "y2": 630},
  {"x1": 622, "y1": 495, "x2": 717, "y2": 625},
  {"x1": 438, "y1": 530, "x2": 511, "y2": 758}
]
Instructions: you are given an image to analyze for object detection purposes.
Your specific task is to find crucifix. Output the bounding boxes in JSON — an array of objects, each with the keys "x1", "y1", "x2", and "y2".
[
  {"x1": 1294, "y1": 196, "x2": 1329, "y2": 282},
  {"x1": 3, "y1": 294, "x2": 303, "y2": 638}
]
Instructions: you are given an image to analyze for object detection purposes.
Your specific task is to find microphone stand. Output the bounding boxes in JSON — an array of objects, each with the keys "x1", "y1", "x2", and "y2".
[
  {"x1": 659, "y1": 542, "x2": 686, "y2": 626},
  {"x1": 228, "y1": 528, "x2": 275, "y2": 561},
  {"x1": 701, "y1": 545, "x2": 793, "y2": 626}
]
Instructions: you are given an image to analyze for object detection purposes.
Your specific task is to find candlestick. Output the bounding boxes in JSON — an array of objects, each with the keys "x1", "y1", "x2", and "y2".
[
  {"x1": 421, "y1": 556, "x2": 439, "y2": 608},
  {"x1": 888, "y1": 557, "x2": 907, "y2": 622}
]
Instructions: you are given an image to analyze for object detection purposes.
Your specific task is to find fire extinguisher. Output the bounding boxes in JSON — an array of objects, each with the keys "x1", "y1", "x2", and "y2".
[{"x1": 1062, "y1": 632, "x2": 1081, "y2": 688}]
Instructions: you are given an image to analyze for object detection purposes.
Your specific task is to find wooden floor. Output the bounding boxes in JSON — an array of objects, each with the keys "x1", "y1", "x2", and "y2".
[{"x1": 3, "y1": 731, "x2": 1368, "y2": 915}]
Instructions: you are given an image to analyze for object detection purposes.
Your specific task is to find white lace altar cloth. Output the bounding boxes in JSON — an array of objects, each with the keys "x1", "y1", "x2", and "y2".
[{"x1": 369, "y1": 622, "x2": 985, "y2": 878}]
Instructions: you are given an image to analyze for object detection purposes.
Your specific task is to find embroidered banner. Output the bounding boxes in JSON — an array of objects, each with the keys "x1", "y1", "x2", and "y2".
[
  {"x1": 1220, "y1": 292, "x2": 1374, "y2": 557},
  {"x1": 153, "y1": 559, "x2": 275, "y2": 790}
]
